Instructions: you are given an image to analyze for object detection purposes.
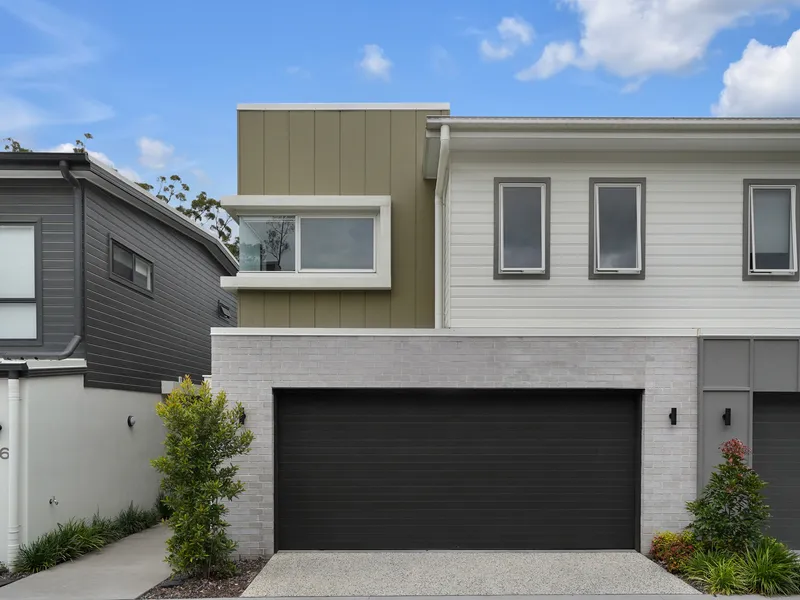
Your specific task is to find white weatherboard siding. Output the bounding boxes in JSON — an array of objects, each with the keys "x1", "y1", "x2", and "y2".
[{"x1": 448, "y1": 151, "x2": 800, "y2": 329}]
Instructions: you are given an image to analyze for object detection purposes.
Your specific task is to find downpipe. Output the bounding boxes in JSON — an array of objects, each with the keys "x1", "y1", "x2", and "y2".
[
  {"x1": 6, "y1": 370, "x2": 22, "y2": 566},
  {"x1": 433, "y1": 124, "x2": 450, "y2": 329}
]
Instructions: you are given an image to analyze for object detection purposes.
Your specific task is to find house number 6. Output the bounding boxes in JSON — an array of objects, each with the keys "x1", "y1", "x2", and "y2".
[{"x1": 0, "y1": 448, "x2": 8, "y2": 460}]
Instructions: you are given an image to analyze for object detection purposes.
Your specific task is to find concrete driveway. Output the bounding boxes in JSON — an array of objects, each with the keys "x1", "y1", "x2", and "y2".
[{"x1": 243, "y1": 551, "x2": 699, "y2": 597}]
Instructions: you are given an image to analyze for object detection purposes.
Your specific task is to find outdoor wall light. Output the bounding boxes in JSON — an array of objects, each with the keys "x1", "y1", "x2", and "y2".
[
  {"x1": 669, "y1": 407, "x2": 677, "y2": 425},
  {"x1": 127, "y1": 415, "x2": 136, "y2": 428},
  {"x1": 722, "y1": 408, "x2": 732, "y2": 427},
  {"x1": 239, "y1": 410, "x2": 246, "y2": 425}
]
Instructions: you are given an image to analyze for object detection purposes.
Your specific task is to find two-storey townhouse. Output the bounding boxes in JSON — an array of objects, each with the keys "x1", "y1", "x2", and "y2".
[
  {"x1": 213, "y1": 104, "x2": 800, "y2": 556},
  {"x1": 0, "y1": 152, "x2": 237, "y2": 565}
]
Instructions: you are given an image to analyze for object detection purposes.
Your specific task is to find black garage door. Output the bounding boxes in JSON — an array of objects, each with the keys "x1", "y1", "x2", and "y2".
[
  {"x1": 276, "y1": 388, "x2": 640, "y2": 550},
  {"x1": 754, "y1": 393, "x2": 800, "y2": 548}
]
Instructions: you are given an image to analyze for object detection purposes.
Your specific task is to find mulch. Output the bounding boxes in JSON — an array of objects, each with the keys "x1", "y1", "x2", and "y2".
[
  {"x1": 138, "y1": 556, "x2": 269, "y2": 599},
  {"x1": 647, "y1": 556, "x2": 706, "y2": 594},
  {"x1": 0, "y1": 570, "x2": 28, "y2": 589}
]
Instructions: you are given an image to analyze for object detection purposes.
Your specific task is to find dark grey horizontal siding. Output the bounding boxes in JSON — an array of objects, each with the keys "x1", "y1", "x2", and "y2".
[
  {"x1": 84, "y1": 185, "x2": 236, "y2": 393},
  {"x1": 0, "y1": 180, "x2": 83, "y2": 357}
]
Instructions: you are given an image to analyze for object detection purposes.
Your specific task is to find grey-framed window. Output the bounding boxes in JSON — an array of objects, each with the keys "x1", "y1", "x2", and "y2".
[
  {"x1": 743, "y1": 180, "x2": 799, "y2": 281},
  {"x1": 239, "y1": 215, "x2": 377, "y2": 273},
  {"x1": 589, "y1": 178, "x2": 646, "y2": 279},
  {"x1": 494, "y1": 177, "x2": 550, "y2": 279},
  {"x1": 0, "y1": 219, "x2": 42, "y2": 344},
  {"x1": 109, "y1": 238, "x2": 154, "y2": 295}
]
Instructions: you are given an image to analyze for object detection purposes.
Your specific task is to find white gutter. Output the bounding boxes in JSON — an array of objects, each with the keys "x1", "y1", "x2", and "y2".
[{"x1": 433, "y1": 124, "x2": 450, "y2": 329}]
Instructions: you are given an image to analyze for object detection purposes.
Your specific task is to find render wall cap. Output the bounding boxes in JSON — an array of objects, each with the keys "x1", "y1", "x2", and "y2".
[{"x1": 238, "y1": 102, "x2": 450, "y2": 111}]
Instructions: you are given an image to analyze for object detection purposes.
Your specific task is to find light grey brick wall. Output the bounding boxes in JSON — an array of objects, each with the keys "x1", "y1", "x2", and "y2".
[{"x1": 212, "y1": 335, "x2": 698, "y2": 556}]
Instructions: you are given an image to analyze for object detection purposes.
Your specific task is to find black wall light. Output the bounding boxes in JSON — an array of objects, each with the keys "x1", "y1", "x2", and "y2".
[
  {"x1": 239, "y1": 410, "x2": 246, "y2": 425},
  {"x1": 127, "y1": 415, "x2": 136, "y2": 427},
  {"x1": 722, "y1": 408, "x2": 732, "y2": 427},
  {"x1": 669, "y1": 407, "x2": 677, "y2": 425}
]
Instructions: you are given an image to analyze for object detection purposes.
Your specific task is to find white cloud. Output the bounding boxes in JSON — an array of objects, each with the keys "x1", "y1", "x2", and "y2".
[
  {"x1": 714, "y1": 29, "x2": 800, "y2": 115},
  {"x1": 137, "y1": 137, "x2": 175, "y2": 170},
  {"x1": 0, "y1": 95, "x2": 46, "y2": 132},
  {"x1": 516, "y1": 42, "x2": 577, "y2": 80},
  {"x1": 117, "y1": 166, "x2": 143, "y2": 182},
  {"x1": 358, "y1": 44, "x2": 392, "y2": 80},
  {"x1": 44, "y1": 142, "x2": 141, "y2": 182},
  {"x1": 0, "y1": 0, "x2": 113, "y2": 130},
  {"x1": 516, "y1": 0, "x2": 800, "y2": 84},
  {"x1": 480, "y1": 16, "x2": 534, "y2": 61}
]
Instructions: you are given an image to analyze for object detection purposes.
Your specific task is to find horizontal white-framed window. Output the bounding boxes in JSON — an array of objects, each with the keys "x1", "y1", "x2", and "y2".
[
  {"x1": 239, "y1": 215, "x2": 377, "y2": 273},
  {"x1": 494, "y1": 178, "x2": 550, "y2": 280},
  {"x1": 221, "y1": 195, "x2": 391, "y2": 291},
  {"x1": 0, "y1": 221, "x2": 40, "y2": 342},
  {"x1": 590, "y1": 178, "x2": 646, "y2": 279},
  {"x1": 744, "y1": 181, "x2": 799, "y2": 280},
  {"x1": 109, "y1": 238, "x2": 154, "y2": 294}
]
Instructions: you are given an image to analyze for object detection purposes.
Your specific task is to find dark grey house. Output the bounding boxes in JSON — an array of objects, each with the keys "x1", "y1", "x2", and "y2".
[
  {"x1": 0, "y1": 152, "x2": 236, "y2": 566},
  {"x1": 0, "y1": 152, "x2": 237, "y2": 389}
]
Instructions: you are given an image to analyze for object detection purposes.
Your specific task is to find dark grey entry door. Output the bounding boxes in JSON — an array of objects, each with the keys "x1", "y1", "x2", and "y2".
[
  {"x1": 276, "y1": 388, "x2": 640, "y2": 551},
  {"x1": 754, "y1": 393, "x2": 800, "y2": 549}
]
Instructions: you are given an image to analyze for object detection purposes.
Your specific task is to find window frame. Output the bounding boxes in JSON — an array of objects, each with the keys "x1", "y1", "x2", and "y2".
[
  {"x1": 493, "y1": 177, "x2": 551, "y2": 280},
  {"x1": 296, "y1": 214, "x2": 378, "y2": 273},
  {"x1": 108, "y1": 236, "x2": 155, "y2": 297},
  {"x1": 589, "y1": 177, "x2": 646, "y2": 280},
  {"x1": 743, "y1": 180, "x2": 800, "y2": 281},
  {"x1": 0, "y1": 218, "x2": 43, "y2": 345}
]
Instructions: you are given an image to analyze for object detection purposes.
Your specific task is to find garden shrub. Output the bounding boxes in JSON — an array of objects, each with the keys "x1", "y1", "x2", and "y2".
[
  {"x1": 13, "y1": 504, "x2": 159, "y2": 574},
  {"x1": 650, "y1": 530, "x2": 696, "y2": 573},
  {"x1": 684, "y1": 550, "x2": 745, "y2": 595},
  {"x1": 687, "y1": 438, "x2": 769, "y2": 553},
  {"x1": 740, "y1": 537, "x2": 800, "y2": 596},
  {"x1": 152, "y1": 377, "x2": 253, "y2": 578}
]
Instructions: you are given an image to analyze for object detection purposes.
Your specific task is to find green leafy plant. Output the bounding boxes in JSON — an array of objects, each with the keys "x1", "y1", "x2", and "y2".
[
  {"x1": 685, "y1": 550, "x2": 745, "y2": 595},
  {"x1": 650, "y1": 530, "x2": 696, "y2": 573},
  {"x1": 152, "y1": 377, "x2": 253, "y2": 578},
  {"x1": 156, "y1": 490, "x2": 174, "y2": 521},
  {"x1": 115, "y1": 503, "x2": 160, "y2": 536},
  {"x1": 13, "y1": 503, "x2": 160, "y2": 574},
  {"x1": 740, "y1": 537, "x2": 800, "y2": 596},
  {"x1": 687, "y1": 438, "x2": 769, "y2": 553}
]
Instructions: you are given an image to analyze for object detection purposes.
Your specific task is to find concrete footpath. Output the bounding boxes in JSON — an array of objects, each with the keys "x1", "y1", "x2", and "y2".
[
  {"x1": 0, "y1": 524, "x2": 170, "y2": 600},
  {"x1": 197, "y1": 596, "x2": 800, "y2": 600}
]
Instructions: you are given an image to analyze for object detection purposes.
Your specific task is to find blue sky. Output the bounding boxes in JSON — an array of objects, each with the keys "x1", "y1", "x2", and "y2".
[{"x1": 2, "y1": 0, "x2": 800, "y2": 200}]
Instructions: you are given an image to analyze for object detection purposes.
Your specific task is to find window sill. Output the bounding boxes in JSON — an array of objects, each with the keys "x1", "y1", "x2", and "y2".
[{"x1": 220, "y1": 271, "x2": 391, "y2": 291}]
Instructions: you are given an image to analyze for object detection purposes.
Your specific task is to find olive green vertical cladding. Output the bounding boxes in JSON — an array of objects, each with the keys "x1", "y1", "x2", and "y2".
[{"x1": 236, "y1": 108, "x2": 446, "y2": 328}]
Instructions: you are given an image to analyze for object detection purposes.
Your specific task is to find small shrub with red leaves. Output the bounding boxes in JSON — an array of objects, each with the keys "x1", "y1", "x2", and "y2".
[
  {"x1": 687, "y1": 438, "x2": 769, "y2": 554},
  {"x1": 651, "y1": 530, "x2": 697, "y2": 573}
]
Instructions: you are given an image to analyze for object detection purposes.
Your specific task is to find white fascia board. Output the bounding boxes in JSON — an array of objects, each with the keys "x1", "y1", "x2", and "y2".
[
  {"x1": 238, "y1": 102, "x2": 450, "y2": 111},
  {"x1": 212, "y1": 327, "x2": 700, "y2": 337},
  {"x1": 221, "y1": 272, "x2": 391, "y2": 291},
  {"x1": 222, "y1": 195, "x2": 391, "y2": 218}
]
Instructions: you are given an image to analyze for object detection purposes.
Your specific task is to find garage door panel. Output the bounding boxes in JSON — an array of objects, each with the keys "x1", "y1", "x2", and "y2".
[{"x1": 276, "y1": 388, "x2": 639, "y2": 550}]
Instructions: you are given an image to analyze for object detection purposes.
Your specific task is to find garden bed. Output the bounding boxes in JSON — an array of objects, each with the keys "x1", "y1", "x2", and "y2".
[
  {"x1": 0, "y1": 565, "x2": 27, "y2": 589},
  {"x1": 139, "y1": 556, "x2": 268, "y2": 599}
]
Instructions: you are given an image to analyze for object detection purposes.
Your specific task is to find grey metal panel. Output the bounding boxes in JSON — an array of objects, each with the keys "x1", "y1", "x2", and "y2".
[
  {"x1": 702, "y1": 339, "x2": 750, "y2": 388},
  {"x1": 753, "y1": 393, "x2": 800, "y2": 549},
  {"x1": 701, "y1": 391, "x2": 749, "y2": 484},
  {"x1": 0, "y1": 180, "x2": 85, "y2": 358},
  {"x1": 754, "y1": 340, "x2": 800, "y2": 392},
  {"x1": 83, "y1": 184, "x2": 236, "y2": 393}
]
